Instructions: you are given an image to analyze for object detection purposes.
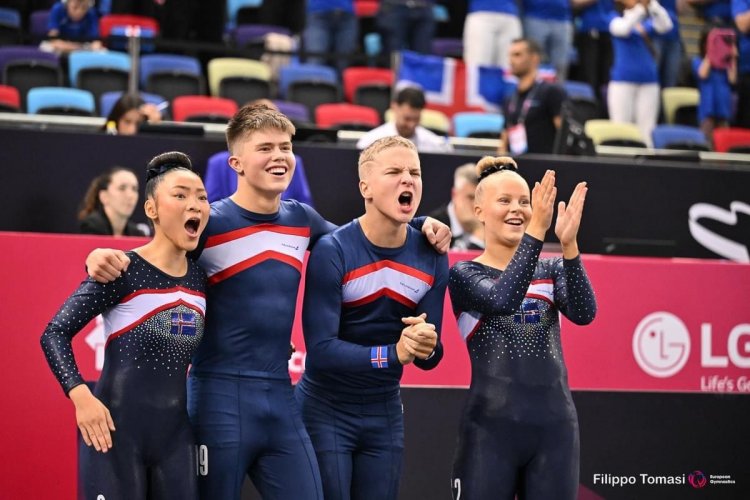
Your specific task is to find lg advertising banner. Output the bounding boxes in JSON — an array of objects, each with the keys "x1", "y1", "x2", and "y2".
[{"x1": 1, "y1": 232, "x2": 749, "y2": 498}]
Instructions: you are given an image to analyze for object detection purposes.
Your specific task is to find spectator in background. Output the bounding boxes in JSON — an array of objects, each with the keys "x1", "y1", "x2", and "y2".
[
  {"x1": 303, "y1": 0, "x2": 358, "y2": 70},
  {"x1": 734, "y1": 0, "x2": 750, "y2": 128},
  {"x1": 377, "y1": 0, "x2": 436, "y2": 56},
  {"x1": 693, "y1": 29, "x2": 737, "y2": 140},
  {"x1": 357, "y1": 87, "x2": 453, "y2": 152},
  {"x1": 428, "y1": 163, "x2": 485, "y2": 251},
  {"x1": 102, "y1": 94, "x2": 162, "y2": 136},
  {"x1": 653, "y1": 0, "x2": 682, "y2": 88},
  {"x1": 463, "y1": 0, "x2": 522, "y2": 69},
  {"x1": 522, "y1": 0, "x2": 574, "y2": 80},
  {"x1": 573, "y1": 0, "x2": 616, "y2": 100},
  {"x1": 204, "y1": 99, "x2": 314, "y2": 204},
  {"x1": 46, "y1": 0, "x2": 102, "y2": 54},
  {"x1": 78, "y1": 166, "x2": 148, "y2": 236},
  {"x1": 608, "y1": 0, "x2": 673, "y2": 147},
  {"x1": 500, "y1": 38, "x2": 567, "y2": 155}
]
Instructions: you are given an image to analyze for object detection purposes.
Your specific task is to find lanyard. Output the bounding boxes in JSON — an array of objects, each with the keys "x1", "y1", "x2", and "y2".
[{"x1": 509, "y1": 81, "x2": 541, "y2": 125}]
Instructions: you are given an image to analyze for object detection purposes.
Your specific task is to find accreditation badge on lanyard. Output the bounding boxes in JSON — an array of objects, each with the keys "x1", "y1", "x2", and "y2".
[{"x1": 507, "y1": 82, "x2": 540, "y2": 156}]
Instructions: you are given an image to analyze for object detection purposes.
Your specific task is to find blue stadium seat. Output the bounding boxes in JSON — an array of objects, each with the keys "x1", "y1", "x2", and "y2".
[
  {"x1": 140, "y1": 53, "x2": 201, "y2": 88},
  {"x1": 68, "y1": 51, "x2": 131, "y2": 87},
  {"x1": 27, "y1": 87, "x2": 95, "y2": 115},
  {"x1": 563, "y1": 80, "x2": 596, "y2": 100},
  {"x1": 278, "y1": 63, "x2": 337, "y2": 98},
  {"x1": 651, "y1": 125, "x2": 710, "y2": 150},
  {"x1": 452, "y1": 112, "x2": 505, "y2": 138}
]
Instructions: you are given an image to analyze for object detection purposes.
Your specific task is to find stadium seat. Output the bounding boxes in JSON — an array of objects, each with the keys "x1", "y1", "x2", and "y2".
[
  {"x1": 99, "y1": 14, "x2": 160, "y2": 39},
  {"x1": 273, "y1": 99, "x2": 310, "y2": 123},
  {"x1": 27, "y1": 87, "x2": 95, "y2": 116},
  {"x1": 651, "y1": 125, "x2": 709, "y2": 151},
  {"x1": 226, "y1": 0, "x2": 263, "y2": 30},
  {"x1": 342, "y1": 67, "x2": 393, "y2": 102},
  {"x1": 279, "y1": 63, "x2": 338, "y2": 98},
  {"x1": 584, "y1": 119, "x2": 647, "y2": 147},
  {"x1": 563, "y1": 80, "x2": 596, "y2": 100},
  {"x1": 353, "y1": 0, "x2": 379, "y2": 17},
  {"x1": 712, "y1": 127, "x2": 750, "y2": 153},
  {"x1": 68, "y1": 51, "x2": 131, "y2": 109},
  {"x1": 1, "y1": 46, "x2": 63, "y2": 111},
  {"x1": 208, "y1": 58, "x2": 271, "y2": 95},
  {"x1": 354, "y1": 84, "x2": 391, "y2": 121},
  {"x1": 0, "y1": 83, "x2": 20, "y2": 111},
  {"x1": 99, "y1": 14, "x2": 159, "y2": 52},
  {"x1": 662, "y1": 87, "x2": 699, "y2": 125},
  {"x1": 141, "y1": 54, "x2": 203, "y2": 102},
  {"x1": 452, "y1": 112, "x2": 504, "y2": 138},
  {"x1": 172, "y1": 95, "x2": 238, "y2": 123},
  {"x1": 288, "y1": 81, "x2": 342, "y2": 117},
  {"x1": 315, "y1": 103, "x2": 380, "y2": 129},
  {"x1": 207, "y1": 57, "x2": 272, "y2": 103},
  {"x1": 29, "y1": 10, "x2": 50, "y2": 43},
  {"x1": 0, "y1": 7, "x2": 21, "y2": 44}
]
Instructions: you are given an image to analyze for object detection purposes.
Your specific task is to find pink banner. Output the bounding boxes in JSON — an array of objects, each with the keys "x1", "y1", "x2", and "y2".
[{"x1": 1, "y1": 232, "x2": 749, "y2": 497}]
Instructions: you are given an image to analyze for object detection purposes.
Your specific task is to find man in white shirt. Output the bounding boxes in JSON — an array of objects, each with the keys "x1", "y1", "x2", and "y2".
[{"x1": 357, "y1": 87, "x2": 453, "y2": 152}]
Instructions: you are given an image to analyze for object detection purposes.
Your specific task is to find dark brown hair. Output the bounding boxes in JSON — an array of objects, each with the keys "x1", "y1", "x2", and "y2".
[{"x1": 78, "y1": 166, "x2": 136, "y2": 220}]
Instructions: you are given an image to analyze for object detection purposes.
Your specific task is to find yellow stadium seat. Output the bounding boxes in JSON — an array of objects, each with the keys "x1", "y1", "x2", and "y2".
[
  {"x1": 661, "y1": 87, "x2": 699, "y2": 125},
  {"x1": 584, "y1": 119, "x2": 646, "y2": 146},
  {"x1": 207, "y1": 57, "x2": 272, "y2": 97}
]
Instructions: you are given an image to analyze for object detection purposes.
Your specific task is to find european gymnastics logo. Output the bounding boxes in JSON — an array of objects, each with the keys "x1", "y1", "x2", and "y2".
[{"x1": 688, "y1": 470, "x2": 707, "y2": 489}]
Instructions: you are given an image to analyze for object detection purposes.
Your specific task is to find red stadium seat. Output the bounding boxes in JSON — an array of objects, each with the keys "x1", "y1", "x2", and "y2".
[
  {"x1": 99, "y1": 14, "x2": 160, "y2": 39},
  {"x1": 354, "y1": 0, "x2": 380, "y2": 17},
  {"x1": 172, "y1": 95, "x2": 238, "y2": 123},
  {"x1": 315, "y1": 103, "x2": 380, "y2": 129},
  {"x1": 0, "y1": 84, "x2": 21, "y2": 111},
  {"x1": 342, "y1": 66, "x2": 393, "y2": 102},
  {"x1": 712, "y1": 127, "x2": 750, "y2": 153}
]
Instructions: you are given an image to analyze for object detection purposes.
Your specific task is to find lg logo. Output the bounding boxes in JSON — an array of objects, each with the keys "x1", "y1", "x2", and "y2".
[
  {"x1": 633, "y1": 312, "x2": 691, "y2": 378},
  {"x1": 633, "y1": 312, "x2": 750, "y2": 377}
]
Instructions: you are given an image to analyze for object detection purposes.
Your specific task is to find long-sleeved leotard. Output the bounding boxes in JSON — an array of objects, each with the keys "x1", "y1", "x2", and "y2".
[
  {"x1": 186, "y1": 197, "x2": 333, "y2": 500},
  {"x1": 296, "y1": 219, "x2": 449, "y2": 500},
  {"x1": 41, "y1": 252, "x2": 206, "y2": 500},
  {"x1": 448, "y1": 234, "x2": 596, "y2": 500}
]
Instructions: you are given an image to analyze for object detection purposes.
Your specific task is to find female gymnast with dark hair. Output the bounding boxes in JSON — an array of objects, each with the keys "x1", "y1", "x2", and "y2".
[
  {"x1": 448, "y1": 157, "x2": 597, "y2": 500},
  {"x1": 41, "y1": 151, "x2": 210, "y2": 499}
]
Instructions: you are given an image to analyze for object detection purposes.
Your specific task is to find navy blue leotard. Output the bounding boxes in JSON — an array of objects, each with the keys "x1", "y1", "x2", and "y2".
[
  {"x1": 448, "y1": 234, "x2": 596, "y2": 500},
  {"x1": 41, "y1": 252, "x2": 206, "y2": 500}
]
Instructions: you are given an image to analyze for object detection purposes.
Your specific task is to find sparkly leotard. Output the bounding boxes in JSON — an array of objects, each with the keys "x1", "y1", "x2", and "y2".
[
  {"x1": 41, "y1": 252, "x2": 206, "y2": 500},
  {"x1": 448, "y1": 234, "x2": 597, "y2": 500}
]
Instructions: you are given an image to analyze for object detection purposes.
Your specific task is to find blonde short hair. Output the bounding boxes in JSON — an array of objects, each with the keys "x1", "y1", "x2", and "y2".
[{"x1": 358, "y1": 136, "x2": 418, "y2": 179}]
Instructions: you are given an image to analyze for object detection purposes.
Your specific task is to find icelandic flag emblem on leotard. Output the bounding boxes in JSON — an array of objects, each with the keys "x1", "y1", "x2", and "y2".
[
  {"x1": 170, "y1": 311, "x2": 197, "y2": 336},
  {"x1": 514, "y1": 300, "x2": 540, "y2": 325},
  {"x1": 371, "y1": 346, "x2": 389, "y2": 368}
]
